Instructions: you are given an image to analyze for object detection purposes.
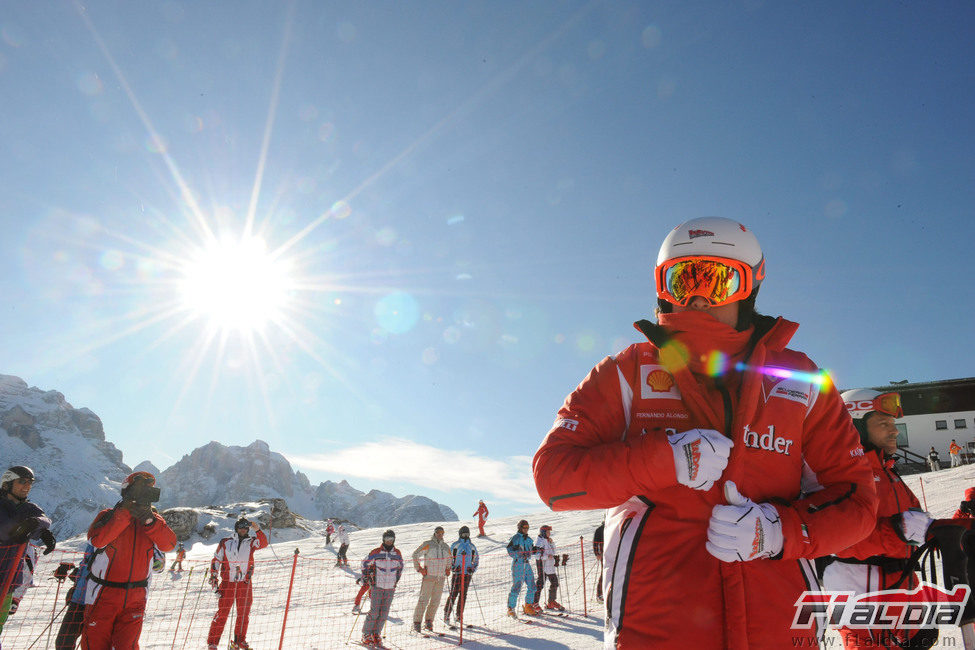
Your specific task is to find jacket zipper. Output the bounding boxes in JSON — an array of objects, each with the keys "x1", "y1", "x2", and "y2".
[{"x1": 715, "y1": 378, "x2": 733, "y2": 438}]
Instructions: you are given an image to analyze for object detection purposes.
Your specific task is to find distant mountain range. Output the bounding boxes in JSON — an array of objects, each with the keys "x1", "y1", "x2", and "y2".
[{"x1": 0, "y1": 374, "x2": 457, "y2": 537}]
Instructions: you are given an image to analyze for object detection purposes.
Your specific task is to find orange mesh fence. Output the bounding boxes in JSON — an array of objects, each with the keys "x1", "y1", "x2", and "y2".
[{"x1": 0, "y1": 538, "x2": 603, "y2": 648}]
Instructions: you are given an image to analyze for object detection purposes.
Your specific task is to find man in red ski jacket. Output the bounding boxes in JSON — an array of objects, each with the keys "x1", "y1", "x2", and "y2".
[
  {"x1": 823, "y1": 389, "x2": 938, "y2": 649},
  {"x1": 533, "y1": 217, "x2": 878, "y2": 649},
  {"x1": 207, "y1": 517, "x2": 268, "y2": 650},
  {"x1": 82, "y1": 471, "x2": 177, "y2": 649},
  {"x1": 473, "y1": 500, "x2": 489, "y2": 537}
]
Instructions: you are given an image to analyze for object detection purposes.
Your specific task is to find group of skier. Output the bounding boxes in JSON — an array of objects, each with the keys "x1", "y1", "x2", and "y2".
[{"x1": 349, "y1": 523, "x2": 481, "y2": 646}]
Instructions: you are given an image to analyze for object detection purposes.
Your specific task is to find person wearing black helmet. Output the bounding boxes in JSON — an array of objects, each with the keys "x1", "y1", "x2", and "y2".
[
  {"x1": 0, "y1": 465, "x2": 54, "y2": 629},
  {"x1": 360, "y1": 529, "x2": 403, "y2": 646},
  {"x1": 443, "y1": 525, "x2": 479, "y2": 626},
  {"x1": 207, "y1": 517, "x2": 268, "y2": 650}
]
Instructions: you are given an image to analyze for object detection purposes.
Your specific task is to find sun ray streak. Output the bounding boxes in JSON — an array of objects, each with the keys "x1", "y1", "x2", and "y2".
[
  {"x1": 244, "y1": 332, "x2": 277, "y2": 429},
  {"x1": 73, "y1": 0, "x2": 215, "y2": 244},
  {"x1": 272, "y1": 0, "x2": 599, "y2": 258},
  {"x1": 244, "y1": 2, "x2": 295, "y2": 239}
]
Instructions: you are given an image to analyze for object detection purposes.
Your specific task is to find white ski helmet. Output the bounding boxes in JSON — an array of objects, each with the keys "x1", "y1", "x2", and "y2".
[
  {"x1": 841, "y1": 388, "x2": 903, "y2": 446},
  {"x1": 1, "y1": 465, "x2": 35, "y2": 489},
  {"x1": 656, "y1": 217, "x2": 764, "y2": 270},
  {"x1": 654, "y1": 217, "x2": 765, "y2": 328},
  {"x1": 841, "y1": 388, "x2": 903, "y2": 421}
]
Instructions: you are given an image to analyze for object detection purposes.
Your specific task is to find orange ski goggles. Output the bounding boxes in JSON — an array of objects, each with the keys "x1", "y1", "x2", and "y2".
[
  {"x1": 655, "y1": 256, "x2": 765, "y2": 307},
  {"x1": 872, "y1": 391, "x2": 904, "y2": 418}
]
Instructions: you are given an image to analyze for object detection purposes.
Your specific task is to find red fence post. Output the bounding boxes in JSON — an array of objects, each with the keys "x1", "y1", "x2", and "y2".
[
  {"x1": 277, "y1": 548, "x2": 300, "y2": 650},
  {"x1": 170, "y1": 565, "x2": 195, "y2": 649},
  {"x1": 579, "y1": 536, "x2": 587, "y2": 617}
]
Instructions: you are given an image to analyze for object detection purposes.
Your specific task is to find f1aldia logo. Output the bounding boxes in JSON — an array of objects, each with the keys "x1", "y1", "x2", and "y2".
[{"x1": 793, "y1": 583, "x2": 970, "y2": 630}]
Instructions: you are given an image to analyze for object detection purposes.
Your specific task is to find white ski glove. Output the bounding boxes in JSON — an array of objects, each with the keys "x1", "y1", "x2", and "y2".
[
  {"x1": 896, "y1": 508, "x2": 934, "y2": 546},
  {"x1": 706, "y1": 481, "x2": 783, "y2": 562},
  {"x1": 667, "y1": 428, "x2": 733, "y2": 491}
]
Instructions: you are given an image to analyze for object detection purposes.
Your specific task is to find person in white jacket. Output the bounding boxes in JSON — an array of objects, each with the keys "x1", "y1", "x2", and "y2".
[
  {"x1": 360, "y1": 530, "x2": 403, "y2": 647},
  {"x1": 410, "y1": 526, "x2": 451, "y2": 633},
  {"x1": 533, "y1": 525, "x2": 563, "y2": 611},
  {"x1": 336, "y1": 524, "x2": 350, "y2": 566}
]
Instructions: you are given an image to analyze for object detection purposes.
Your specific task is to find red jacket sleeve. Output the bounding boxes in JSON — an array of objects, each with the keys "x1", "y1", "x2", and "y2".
[
  {"x1": 144, "y1": 512, "x2": 177, "y2": 552},
  {"x1": 88, "y1": 507, "x2": 132, "y2": 548},
  {"x1": 252, "y1": 529, "x2": 269, "y2": 550},
  {"x1": 533, "y1": 353, "x2": 680, "y2": 510},
  {"x1": 775, "y1": 378, "x2": 878, "y2": 559}
]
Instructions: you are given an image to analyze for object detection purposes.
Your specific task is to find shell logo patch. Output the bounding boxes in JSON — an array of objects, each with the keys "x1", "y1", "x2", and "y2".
[
  {"x1": 646, "y1": 369, "x2": 675, "y2": 392},
  {"x1": 640, "y1": 365, "x2": 681, "y2": 399}
]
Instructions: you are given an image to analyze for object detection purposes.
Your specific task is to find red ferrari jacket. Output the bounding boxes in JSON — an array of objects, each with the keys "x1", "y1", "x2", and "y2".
[
  {"x1": 86, "y1": 504, "x2": 177, "y2": 602},
  {"x1": 835, "y1": 448, "x2": 919, "y2": 562},
  {"x1": 533, "y1": 312, "x2": 877, "y2": 650}
]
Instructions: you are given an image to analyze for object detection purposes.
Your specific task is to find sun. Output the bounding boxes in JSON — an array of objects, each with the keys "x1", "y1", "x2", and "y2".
[{"x1": 178, "y1": 235, "x2": 294, "y2": 333}]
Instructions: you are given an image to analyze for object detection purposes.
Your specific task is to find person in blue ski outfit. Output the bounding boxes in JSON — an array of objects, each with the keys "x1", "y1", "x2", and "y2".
[
  {"x1": 506, "y1": 519, "x2": 539, "y2": 617},
  {"x1": 443, "y1": 525, "x2": 479, "y2": 626}
]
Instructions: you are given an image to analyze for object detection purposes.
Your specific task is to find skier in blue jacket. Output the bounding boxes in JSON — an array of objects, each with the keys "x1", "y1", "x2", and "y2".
[
  {"x1": 506, "y1": 519, "x2": 539, "y2": 617},
  {"x1": 443, "y1": 525, "x2": 479, "y2": 626}
]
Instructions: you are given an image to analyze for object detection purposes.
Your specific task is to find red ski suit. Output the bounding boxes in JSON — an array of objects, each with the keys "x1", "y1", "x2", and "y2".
[
  {"x1": 207, "y1": 530, "x2": 268, "y2": 646},
  {"x1": 533, "y1": 312, "x2": 877, "y2": 650},
  {"x1": 822, "y1": 447, "x2": 922, "y2": 649},
  {"x1": 82, "y1": 506, "x2": 177, "y2": 650},
  {"x1": 473, "y1": 502, "x2": 489, "y2": 536}
]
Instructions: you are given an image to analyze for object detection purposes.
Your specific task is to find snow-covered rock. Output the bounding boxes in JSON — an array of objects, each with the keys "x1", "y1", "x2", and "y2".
[
  {"x1": 0, "y1": 374, "x2": 130, "y2": 538},
  {"x1": 157, "y1": 439, "x2": 458, "y2": 527}
]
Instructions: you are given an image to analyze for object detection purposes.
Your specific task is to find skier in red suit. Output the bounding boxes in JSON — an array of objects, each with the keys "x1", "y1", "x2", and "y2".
[
  {"x1": 207, "y1": 518, "x2": 268, "y2": 650},
  {"x1": 473, "y1": 500, "x2": 489, "y2": 537},
  {"x1": 82, "y1": 472, "x2": 177, "y2": 650}
]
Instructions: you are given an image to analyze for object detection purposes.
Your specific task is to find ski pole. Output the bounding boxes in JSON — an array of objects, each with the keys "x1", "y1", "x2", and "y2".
[
  {"x1": 470, "y1": 580, "x2": 487, "y2": 625},
  {"x1": 182, "y1": 565, "x2": 211, "y2": 649},
  {"x1": 346, "y1": 607, "x2": 363, "y2": 644},
  {"x1": 26, "y1": 601, "x2": 68, "y2": 650},
  {"x1": 47, "y1": 567, "x2": 65, "y2": 650}
]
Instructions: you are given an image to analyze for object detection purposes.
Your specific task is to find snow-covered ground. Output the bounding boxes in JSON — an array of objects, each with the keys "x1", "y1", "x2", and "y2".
[{"x1": 4, "y1": 463, "x2": 975, "y2": 648}]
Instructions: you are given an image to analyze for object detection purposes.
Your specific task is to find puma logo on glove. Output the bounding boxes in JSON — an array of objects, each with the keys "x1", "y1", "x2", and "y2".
[
  {"x1": 706, "y1": 481, "x2": 783, "y2": 562},
  {"x1": 667, "y1": 428, "x2": 733, "y2": 491}
]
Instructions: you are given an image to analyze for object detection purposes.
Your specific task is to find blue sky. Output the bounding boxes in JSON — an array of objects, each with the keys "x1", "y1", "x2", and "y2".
[{"x1": 1, "y1": 2, "x2": 973, "y2": 520}]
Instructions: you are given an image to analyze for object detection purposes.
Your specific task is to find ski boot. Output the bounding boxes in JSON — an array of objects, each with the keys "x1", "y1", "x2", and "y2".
[
  {"x1": 352, "y1": 604, "x2": 361, "y2": 614},
  {"x1": 230, "y1": 641, "x2": 251, "y2": 650},
  {"x1": 413, "y1": 621, "x2": 422, "y2": 633},
  {"x1": 424, "y1": 620, "x2": 434, "y2": 632},
  {"x1": 523, "y1": 603, "x2": 540, "y2": 616},
  {"x1": 507, "y1": 607, "x2": 518, "y2": 619},
  {"x1": 546, "y1": 600, "x2": 565, "y2": 612}
]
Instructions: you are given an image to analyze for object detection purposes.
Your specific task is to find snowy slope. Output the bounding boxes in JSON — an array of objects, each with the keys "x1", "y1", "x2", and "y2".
[{"x1": 9, "y1": 464, "x2": 975, "y2": 648}]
